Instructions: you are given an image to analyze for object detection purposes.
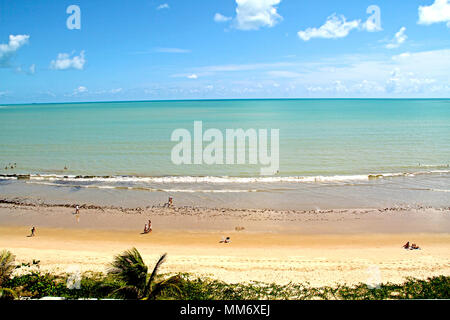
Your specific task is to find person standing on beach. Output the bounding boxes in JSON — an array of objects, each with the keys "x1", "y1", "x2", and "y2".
[
  {"x1": 75, "y1": 205, "x2": 80, "y2": 215},
  {"x1": 142, "y1": 220, "x2": 152, "y2": 234},
  {"x1": 30, "y1": 226, "x2": 36, "y2": 237}
]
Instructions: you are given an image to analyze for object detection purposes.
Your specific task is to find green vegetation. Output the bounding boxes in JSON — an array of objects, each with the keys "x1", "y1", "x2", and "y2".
[
  {"x1": 173, "y1": 274, "x2": 450, "y2": 300},
  {"x1": 0, "y1": 250, "x2": 18, "y2": 300},
  {"x1": 0, "y1": 250, "x2": 16, "y2": 286},
  {"x1": 107, "y1": 248, "x2": 181, "y2": 299},
  {"x1": 0, "y1": 248, "x2": 449, "y2": 300}
]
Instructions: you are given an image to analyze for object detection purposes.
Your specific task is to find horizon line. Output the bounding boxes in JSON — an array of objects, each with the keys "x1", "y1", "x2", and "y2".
[{"x1": 2, "y1": 97, "x2": 450, "y2": 106}]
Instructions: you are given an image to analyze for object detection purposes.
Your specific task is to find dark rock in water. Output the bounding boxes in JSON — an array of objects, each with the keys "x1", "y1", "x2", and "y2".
[{"x1": 17, "y1": 175, "x2": 30, "y2": 180}]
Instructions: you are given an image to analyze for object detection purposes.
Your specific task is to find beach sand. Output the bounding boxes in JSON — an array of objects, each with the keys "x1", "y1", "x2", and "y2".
[{"x1": 1, "y1": 202, "x2": 449, "y2": 286}]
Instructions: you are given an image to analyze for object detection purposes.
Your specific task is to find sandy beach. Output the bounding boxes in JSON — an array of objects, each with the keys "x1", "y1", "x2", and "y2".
[{"x1": 1, "y1": 202, "x2": 449, "y2": 287}]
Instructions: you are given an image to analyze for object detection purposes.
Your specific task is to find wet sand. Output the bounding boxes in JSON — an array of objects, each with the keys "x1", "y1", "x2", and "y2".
[{"x1": 1, "y1": 202, "x2": 449, "y2": 286}]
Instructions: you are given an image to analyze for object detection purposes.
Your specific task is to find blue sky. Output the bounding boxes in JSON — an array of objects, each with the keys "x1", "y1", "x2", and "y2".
[{"x1": 0, "y1": 0, "x2": 449, "y2": 103}]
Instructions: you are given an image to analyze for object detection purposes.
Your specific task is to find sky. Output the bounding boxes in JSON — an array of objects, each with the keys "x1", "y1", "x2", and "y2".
[{"x1": 0, "y1": 0, "x2": 449, "y2": 103}]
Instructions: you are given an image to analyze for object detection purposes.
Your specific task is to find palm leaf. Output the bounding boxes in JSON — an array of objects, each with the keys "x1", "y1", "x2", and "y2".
[
  {"x1": 108, "y1": 248, "x2": 148, "y2": 292},
  {"x1": 146, "y1": 275, "x2": 182, "y2": 300},
  {"x1": 0, "y1": 287, "x2": 18, "y2": 300},
  {"x1": 144, "y1": 253, "x2": 167, "y2": 296},
  {"x1": 109, "y1": 285, "x2": 141, "y2": 300},
  {"x1": 0, "y1": 250, "x2": 16, "y2": 286}
]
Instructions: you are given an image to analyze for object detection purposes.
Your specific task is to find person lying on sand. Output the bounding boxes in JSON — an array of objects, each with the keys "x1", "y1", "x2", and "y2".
[
  {"x1": 403, "y1": 241, "x2": 421, "y2": 250},
  {"x1": 219, "y1": 236, "x2": 231, "y2": 243}
]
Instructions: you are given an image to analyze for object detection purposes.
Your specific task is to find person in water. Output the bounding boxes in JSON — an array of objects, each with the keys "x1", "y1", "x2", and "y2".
[{"x1": 163, "y1": 197, "x2": 173, "y2": 208}]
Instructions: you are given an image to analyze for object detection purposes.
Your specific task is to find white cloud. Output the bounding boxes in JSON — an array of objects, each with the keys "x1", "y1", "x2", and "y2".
[
  {"x1": 307, "y1": 80, "x2": 385, "y2": 95},
  {"x1": 287, "y1": 50, "x2": 449, "y2": 96},
  {"x1": 187, "y1": 74, "x2": 198, "y2": 79},
  {"x1": 72, "y1": 86, "x2": 88, "y2": 95},
  {"x1": 157, "y1": 3, "x2": 169, "y2": 10},
  {"x1": 418, "y1": 0, "x2": 450, "y2": 26},
  {"x1": 386, "y1": 27, "x2": 407, "y2": 49},
  {"x1": 385, "y1": 68, "x2": 437, "y2": 94},
  {"x1": 0, "y1": 34, "x2": 30, "y2": 67},
  {"x1": 15, "y1": 63, "x2": 36, "y2": 75},
  {"x1": 214, "y1": 13, "x2": 232, "y2": 23},
  {"x1": 298, "y1": 14, "x2": 360, "y2": 41},
  {"x1": 91, "y1": 88, "x2": 124, "y2": 95},
  {"x1": 352, "y1": 80, "x2": 385, "y2": 93},
  {"x1": 333, "y1": 80, "x2": 348, "y2": 93},
  {"x1": 234, "y1": 0, "x2": 282, "y2": 30},
  {"x1": 51, "y1": 51, "x2": 86, "y2": 70},
  {"x1": 167, "y1": 49, "x2": 450, "y2": 98},
  {"x1": 110, "y1": 88, "x2": 123, "y2": 94}
]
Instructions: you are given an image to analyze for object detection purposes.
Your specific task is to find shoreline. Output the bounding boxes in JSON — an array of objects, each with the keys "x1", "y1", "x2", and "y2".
[{"x1": 1, "y1": 201, "x2": 450, "y2": 234}]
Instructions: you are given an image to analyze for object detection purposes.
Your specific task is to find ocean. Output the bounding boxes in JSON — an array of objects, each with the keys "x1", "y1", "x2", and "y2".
[{"x1": 1, "y1": 99, "x2": 449, "y2": 209}]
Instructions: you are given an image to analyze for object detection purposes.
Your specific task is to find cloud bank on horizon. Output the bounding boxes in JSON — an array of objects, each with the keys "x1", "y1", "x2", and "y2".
[{"x1": 0, "y1": 0, "x2": 450, "y2": 103}]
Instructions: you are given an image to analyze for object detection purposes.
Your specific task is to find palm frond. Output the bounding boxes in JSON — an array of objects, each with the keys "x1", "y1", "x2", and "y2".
[
  {"x1": 146, "y1": 275, "x2": 182, "y2": 300},
  {"x1": 108, "y1": 285, "x2": 141, "y2": 300},
  {"x1": 0, "y1": 250, "x2": 16, "y2": 286},
  {"x1": 144, "y1": 253, "x2": 167, "y2": 296},
  {"x1": 0, "y1": 287, "x2": 18, "y2": 300},
  {"x1": 108, "y1": 248, "x2": 148, "y2": 291}
]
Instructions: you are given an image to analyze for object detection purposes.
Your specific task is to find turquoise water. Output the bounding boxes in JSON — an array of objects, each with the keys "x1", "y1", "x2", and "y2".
[
  {"x1": 1, "y1": 99, "x2": 449, "y2": 176},
  {"x1": 0, "y1": 99, "x2": 449, "y2": 209}
]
